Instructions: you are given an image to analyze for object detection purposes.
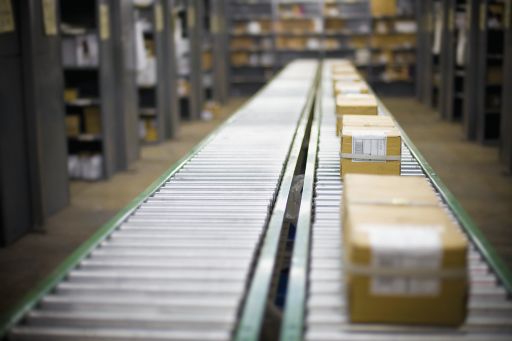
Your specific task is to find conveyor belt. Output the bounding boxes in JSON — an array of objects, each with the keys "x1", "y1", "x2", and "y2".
[
  {"x1": 281, "y1": 61, "x2": 512, "y2": 341},
  {"x1": 0, "y1": 60, "x2": 319, "y2": 341}
]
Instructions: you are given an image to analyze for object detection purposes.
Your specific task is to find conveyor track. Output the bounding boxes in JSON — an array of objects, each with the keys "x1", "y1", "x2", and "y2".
[
  {"x1": 282, "y1": 61, "x2": 512, "y2": 341},
  {"x1": 0, "y1": 61, "x2": 319, "y2": 341}
]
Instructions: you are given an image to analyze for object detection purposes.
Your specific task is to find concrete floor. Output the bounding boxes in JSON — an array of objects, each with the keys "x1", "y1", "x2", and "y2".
[{"x1": 0, "y1": 95, "x2": 511, "y2": 319}]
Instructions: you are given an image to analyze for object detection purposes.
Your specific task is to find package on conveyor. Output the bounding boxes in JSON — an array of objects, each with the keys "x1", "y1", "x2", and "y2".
[
  {"x1": 333, "y1": 81, "x2": 369, "y2": 96},
  {"x1": 342, "y1": 174, "x2": 468, "y2": 325},
  {"x1": 335, "y1": 93, "x2": 378, "y2": 136},
  {"x1": 331, "y1": 61, "x2": 356, "y2": 73},
  {"x1": 340, "y1": 115, "x2": 401, "y2": 176}
]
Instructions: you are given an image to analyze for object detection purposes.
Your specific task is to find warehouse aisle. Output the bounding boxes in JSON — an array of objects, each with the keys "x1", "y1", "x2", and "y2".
[
  {"x1": 0, "y1": 98, "x2": 246, "y2": 317},
  {"x1": 383, "y1": 97, "x2": 512, "y2": 271}
]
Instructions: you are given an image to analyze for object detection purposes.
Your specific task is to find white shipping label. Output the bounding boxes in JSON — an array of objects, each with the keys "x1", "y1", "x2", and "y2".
[
  {"x1": 365, "y1": 225, "x2": 442, "y2": 296},
  {"x1": 351, "y1": 131, "x2": 386, "y2": 162}
]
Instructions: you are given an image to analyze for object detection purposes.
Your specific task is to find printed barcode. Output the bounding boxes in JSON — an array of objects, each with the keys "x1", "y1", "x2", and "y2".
[{"x1": 354, "y1": 140, "x2": 363, "y2": 155}]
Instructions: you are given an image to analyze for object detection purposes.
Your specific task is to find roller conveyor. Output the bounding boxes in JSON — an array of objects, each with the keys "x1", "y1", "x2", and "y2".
[
  {"x1": 2, "y1": 59, "x2": 512, "y2": 341},
  {"x1": 281, "y1": 61, "x2": 512, "y2": 341},
  {"x1": 0, "y1": 61, "x2": 319, "y2": 341}
]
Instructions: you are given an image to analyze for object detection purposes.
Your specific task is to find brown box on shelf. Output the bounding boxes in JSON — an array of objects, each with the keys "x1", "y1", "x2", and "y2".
[
  {"x1": 144, "y1": 118, "x2": 158, "y2": 142},
  {"x1": 231, "y1": 51, "x2": 250, "y2": 66},
  {"x1": 342, "y1": 174, "x2": 468, "y2": 326},
  {"x1": 65, "y1": 115, "x2": 80, "y2": 137},
  {"x1": 64, "y1": 88, "x2": 79, "y2": 102},
  {"x1": 202, "y1": 51, "x2": 213, "y2": 71},
  {"x1": 230, "y1": 37, "x2": 254, "y2": 50},
  {"x1": 340, "y1": 116, "x2": 401, "y2": 176},
  {"x1": 83, "y1": 107, "x2": 101, "y2": 135},
  {"x1": 370, "y1": 0, "x2": 397, "y2": 17},
  {"x1": 335, "y1": 93, "x2": 378, "y2": 135}
]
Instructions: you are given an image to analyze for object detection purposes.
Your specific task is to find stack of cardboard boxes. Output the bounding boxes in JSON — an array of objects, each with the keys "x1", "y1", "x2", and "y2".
[{"x1": 331, "y1": 60, "x2": 468, "y2": 326}]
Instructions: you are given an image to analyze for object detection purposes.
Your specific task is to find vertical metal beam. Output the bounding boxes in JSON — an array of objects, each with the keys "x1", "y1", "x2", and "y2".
[
  {"x1": 212, "y1": 0, "x2": 228, "y2": 104},
  {"x1": 111, "y1": 0, "x2": 139, "y2": 167},
  {"x1": 188, "y1": 0, "x2": 204, "y2": 120},
  {"x1": 501, "y1": 0, "x2": 512, "y2": 171},
  {"x1": 422, "y1": 0, "x2": 434, "y2": 106},
  {"x1": 97, "y1": 0, "x2": 118, "y2": 177},
  {"x1": 463, "y1": 0, "x2": 480, "y2": 140},
  {"x1": 163, "y1": 0, "x2": 179, "y2": 138},
  {"x1": 475, "y1": 0, "x2": 487, "y2": 143}
]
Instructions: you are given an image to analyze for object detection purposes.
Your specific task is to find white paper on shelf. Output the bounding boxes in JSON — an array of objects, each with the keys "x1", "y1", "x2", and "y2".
[{"x1": 135, "y1": 20, "x2": 147, "y2": 72}]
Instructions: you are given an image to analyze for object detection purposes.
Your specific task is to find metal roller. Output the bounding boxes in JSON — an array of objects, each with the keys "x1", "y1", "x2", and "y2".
[
  {"x1": 1, "y1": 61, "x2": 319, "y2": 341},
  {"x1": 299, "y1": 61, "x2": 512, "y2": 341}
]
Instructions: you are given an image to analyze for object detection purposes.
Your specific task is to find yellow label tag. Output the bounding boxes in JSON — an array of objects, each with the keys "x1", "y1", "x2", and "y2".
[
  {"x1": 99, "y1": 3, "x2": 110, "y2": 40},
  {"x1": 479, "y1": 2, "x2": 486, "y2": 31},
  {"x1": 188, "y1": 6, "x2": 195, "y2": 29},
  {"x1": 42, "y1": 0, "x2": 57, "y2": 36},
  {"x1": 0, "y1": 0, "x2": 15, "y2": 34},
  {"x1": 155, "y1": 3, "x2": 163, "y2": 32}
]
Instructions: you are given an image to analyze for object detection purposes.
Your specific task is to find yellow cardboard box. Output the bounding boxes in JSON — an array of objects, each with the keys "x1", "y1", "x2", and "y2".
[
  {"x1": 335, "y1": 93, "x2": 378, "y2": 135},
  {"x1": 370, "y1": 0, "x2": 397, "y2": 17},
  {"x1": 342, "y1": 174, "x2": 468, "y2": 325},
  {"x1": 83, "y1": 107, "x2": 101, "y2": 135},
  {"x1": 64, "y1": 88, "x2": 79, "y2": 102},
  {"x1": 65, "y1": 115, "x2": 80, "y2": 137},
  {"x1": 340, "y1": 121, "x2": 401, "y2": 176},
  {"x1": 334, "y1": 81, "x2": 369, "y2": 96}
]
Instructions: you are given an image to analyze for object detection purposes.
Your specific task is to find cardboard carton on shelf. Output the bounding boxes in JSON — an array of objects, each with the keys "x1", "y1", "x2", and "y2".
[
  {"x1": 65, "y1": 115, "x2": 80, "y2": 137},
  {"x1": 370, "y1": 0, "x2": 397, "y2": 17},
  {"x1": 64, "y1": 88, "x2": 79, "y2": 102},
  {"x1": 342, "y1": 174, "x2": 468, "y2": 326},
  {"x1": 83, "y1": 107, "x2": 101, "y2": 135},
  {"x1": 335, "y1": 93, "x2": 378, "y2": 136},
  {"x1": 340, "y1": 117, "x2": 401, "y2": 176}
]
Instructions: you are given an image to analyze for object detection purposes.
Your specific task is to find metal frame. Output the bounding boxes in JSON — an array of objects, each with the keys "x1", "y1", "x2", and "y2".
[
  {"x1": 234, "y1": 63, "x2": 320, "y2": 341},
  {"x1": 188, "y1": 0, "x2": 204, "y2": 120},
  {"x1": 162, "y1": 0, "x2": 179, "y2": 138},
  {"x1": 279, "y1": 67, "x2": 322, "y2": 341},
  {"x1": 463, "y1": 0, "x2": 481, "y2": 140},
  {"x1": 501, "y1": 0, "x2": 512, "y2": 172},
  {"x1": 212, "y1": 0, "x2": 229, "y2": 104},
  {"x1": 111, "y1": 0, "x2": 140, "y2": 167}
]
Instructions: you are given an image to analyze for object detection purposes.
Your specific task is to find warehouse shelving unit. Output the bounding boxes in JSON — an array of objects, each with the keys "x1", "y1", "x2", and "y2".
[
  {"x1": 227, "y1": 0, "x2": 419, "y2": 96},
  {"x1": 133, "y1": 0, "x2": 167, "y2": 143},
  {"x1": 501, "y1": 0, "x2": 512, "y2": 172},
  {"x1": 227, "y1": 0, "x2": 276, "y2": 96},
  {"x1": 439, "y1": 0, "x2": 468, "y2": 121},
  {"x1": 0, "y1": 0, "x2": 69, "y2": 244},
  {"x1": 474, "y1": 0, "x2": 505, "y2": 144},
  {"x1": 367, "y1": 0, "x2": 418, "y2": 95},
  {"x1": 60, "y1": 0, "x2": 119, "y2": 180}
]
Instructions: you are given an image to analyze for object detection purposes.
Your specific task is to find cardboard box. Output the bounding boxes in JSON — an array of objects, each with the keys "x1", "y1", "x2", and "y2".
[
  {"x1": 83, "y1": 107, "x2": 101, "y2": 135},
  {"x1": 370, "y1": 0, "x2": 397, "y2": 17},
  {"x1": 64, "y1": 88, "x2": 79, "y2": 102},
  {"x1": 65, "y1": 115, "x2": 80, "y2": 137},
  {"x1": 334, "y1": 81, "x2": 369, "y2": 96},
  {"x1": 335, "y1": 94, "x2": 378, "y2": 135},
  {"x1": 340, "y1": 118, "x2": 401, "y2": 176},
  {"x1": 342, "y1": 174, "x2": 468, "y2": 325}
]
